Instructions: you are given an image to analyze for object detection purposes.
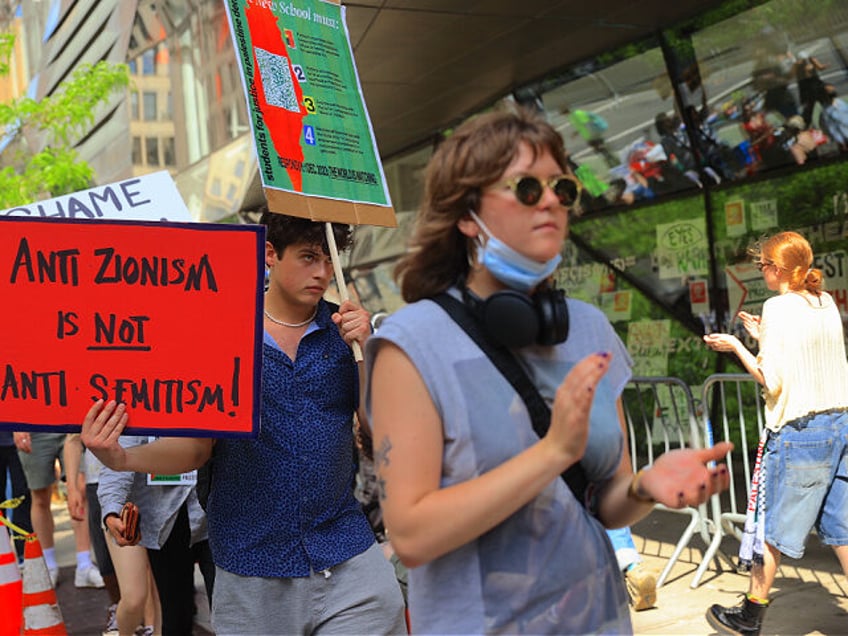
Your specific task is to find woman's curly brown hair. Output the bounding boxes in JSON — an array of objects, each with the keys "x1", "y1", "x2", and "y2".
[{"x1": 394, "y1": 107, "x2": 569, "y2": 303}]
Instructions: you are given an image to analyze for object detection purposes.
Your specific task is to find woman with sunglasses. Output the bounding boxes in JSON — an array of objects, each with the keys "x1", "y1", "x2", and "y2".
[
  {"x1": 704, "y1": 231, "x2": 848, "y2": 636},
  {"x1": 365, "y1": 107, "x2": 731, "y2": 635}
]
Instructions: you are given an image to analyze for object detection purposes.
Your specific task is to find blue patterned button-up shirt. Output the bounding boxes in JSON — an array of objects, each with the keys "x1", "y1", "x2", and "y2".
[{"x1": 208, "y1": 300, "x2": 374, "y2": 577}]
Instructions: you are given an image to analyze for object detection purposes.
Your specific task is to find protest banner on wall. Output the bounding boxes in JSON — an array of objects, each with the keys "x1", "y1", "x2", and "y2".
[
  {"x1": 0, "y1": 171, "x2": 192, "y2": 222},
  {"x1": 656, "y1": 218, "x2": 709, "y2": 280},
  {"x1": 0, "y1": 216, "x2": 264, "y2": 437},
  {"x1": 627, "y1": 319, "x2": 671, "y2": 377},
  {"x1": 225, "y1": 0, "x2": 396, "y2": 227}
]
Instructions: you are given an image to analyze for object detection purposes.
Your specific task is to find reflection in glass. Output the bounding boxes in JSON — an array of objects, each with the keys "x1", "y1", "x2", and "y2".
[
  {"x1": 145, "y1": 137, "x2": 159, "y2": 166},
  {"x1": 131, "y1": 137, "x2": 142, "y2": 165},
  {"x1": 143, "y1": 91, "x2": 157, "y2": 121},
  {"x1": 535, "y1": 45, "x2": 701, "y2": 213},
  {"x1": 163, "y1": 137, "x2": 176, "y2": 166},
  {"x1": 173, "y1": 134, "x2": 258, "y2": 223},
  {"x1": 130, "y1": 91, "x2": 139, "y2": 120},
  {"x1": 691, "y1": 0, "x2": 848, "y2": 178},
  {"x1": 142, "y1": 49, "x2": 155, "y2": 75}
]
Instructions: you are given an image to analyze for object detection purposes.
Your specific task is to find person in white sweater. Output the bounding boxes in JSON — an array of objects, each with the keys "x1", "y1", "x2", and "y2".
[{"x1": 703, "y1": 230, "x2": 848, "y2": 636}]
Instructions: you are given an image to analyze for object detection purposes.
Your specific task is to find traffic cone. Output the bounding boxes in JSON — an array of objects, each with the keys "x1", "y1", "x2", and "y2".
[
  {"x1": 0, "y1": 521, "x2": 22, "y2": 636},
  {"x1": 21, "y1": 535, "x2": 66, "y2": 636}
]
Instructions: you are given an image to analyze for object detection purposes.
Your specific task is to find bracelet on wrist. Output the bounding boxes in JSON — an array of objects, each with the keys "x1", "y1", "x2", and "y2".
[{"x1": 628, "y1": 468, "x2": 655, "y2": 503}]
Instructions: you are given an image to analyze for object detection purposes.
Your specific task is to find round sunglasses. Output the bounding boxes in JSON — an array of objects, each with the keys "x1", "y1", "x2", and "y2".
[{"x1": 495, "y1": 174, "x2": 583, "y2": 207}]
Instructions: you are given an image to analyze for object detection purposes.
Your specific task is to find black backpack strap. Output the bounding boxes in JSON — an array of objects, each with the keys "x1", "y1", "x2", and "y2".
[
  {"x1": 432, "y1": 293, "x2": 588, "y2": 506},
  {"x1": 195, "y1": 441, "x2": 216, "y2": 512}
]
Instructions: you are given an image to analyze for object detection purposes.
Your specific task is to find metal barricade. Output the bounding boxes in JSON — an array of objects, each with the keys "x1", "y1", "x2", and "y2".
[
  {"x1": 623, "y1": 376, "x2": 714, "y2": 588},
  {"x1": 691, "y1": 373, "x2": 765, "y2": 587}
]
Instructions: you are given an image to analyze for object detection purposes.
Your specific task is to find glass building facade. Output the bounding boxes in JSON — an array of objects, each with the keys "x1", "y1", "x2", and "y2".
[{"x1": 346, "y1": 0, "x2": 848, "y2": 382}]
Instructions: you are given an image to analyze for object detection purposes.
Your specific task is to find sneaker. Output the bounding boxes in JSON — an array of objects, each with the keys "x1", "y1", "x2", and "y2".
[
  {"x1": 75, "y1": 564, "x2": 105, "y2": 588},
  {"x1": 48, "y1": 566, "x2": 60, "y2": 588},
  {"x1": 624, "y1": 562, "x2": 657, "y2": 611},
  {"x1": 706, "y1": 596, "x2": 768, "y2": 636},
  {"x1": 102, "y1": 603, "x2": 119, "y2": 636},
  {"x1": 134, "y1": 625, "x2": 154, "y2": 636}
]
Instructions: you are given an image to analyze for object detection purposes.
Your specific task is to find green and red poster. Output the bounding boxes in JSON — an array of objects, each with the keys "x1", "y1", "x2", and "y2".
[
  {"x1": 225, "y1": 0, "x2": 395, "y2": 226},
  {"x1": 0, "y1": 216, "x2": 264, "y2": 437}
]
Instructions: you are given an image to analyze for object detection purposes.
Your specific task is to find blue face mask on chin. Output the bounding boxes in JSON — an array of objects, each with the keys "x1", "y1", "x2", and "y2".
[{"x1": 470, "y1": 211, "x2": 562, "y2": 293}]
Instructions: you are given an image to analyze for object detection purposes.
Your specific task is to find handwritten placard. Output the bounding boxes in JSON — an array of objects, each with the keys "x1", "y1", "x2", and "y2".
[
  {"x1": 0, "y1": 171, "x2": 192, "y2": 222},
  {"x1": 0, "y1": 216, "x2": 264, "y2": 437},
  {"x1": 655, "y1": 218, "x2": 709, "y2": 280}
]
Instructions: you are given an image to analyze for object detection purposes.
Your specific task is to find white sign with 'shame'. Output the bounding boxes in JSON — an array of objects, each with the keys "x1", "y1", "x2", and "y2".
[{"x1": 0, "y1": 171, "x2": 192, "y2": 222}]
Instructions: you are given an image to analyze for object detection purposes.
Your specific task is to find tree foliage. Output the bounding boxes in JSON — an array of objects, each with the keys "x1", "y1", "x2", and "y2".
[{"x1": 0, "y1": 35, "x2": 129, "y2": 208}]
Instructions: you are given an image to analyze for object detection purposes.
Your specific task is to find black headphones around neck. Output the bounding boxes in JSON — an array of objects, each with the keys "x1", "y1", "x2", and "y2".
[{"x1": 460, "y1": 281, "x2": 569, "y2": 349}]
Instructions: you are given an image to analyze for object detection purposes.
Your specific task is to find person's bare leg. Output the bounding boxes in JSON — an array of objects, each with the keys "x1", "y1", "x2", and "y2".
[
  {"x1": 29, "y1": 487, "x2": 54, "y2": 548},
  {"x1": 749, "y1": 542, "x2": 781, "y2": 600},
  {"x1": 72, "y1": 515, "x2": 91, "y2": 552},
  {"x1": 832, "y1": 544, "x2": 848, "y2": 578},
  {"x1": 707, "y1": 542, "x2": 776, "y2": 633},
  {"x1": 106, "y1": 538, "x2": 150, "y2": 636},
  {"x1": 144, "y1": 566, "x2": 162, "y2": 636}
]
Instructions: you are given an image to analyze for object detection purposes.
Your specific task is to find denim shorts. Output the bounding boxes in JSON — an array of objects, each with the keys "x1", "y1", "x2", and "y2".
[{"x1": 764, "y1": 409, "x2": 848, "y2": 559}]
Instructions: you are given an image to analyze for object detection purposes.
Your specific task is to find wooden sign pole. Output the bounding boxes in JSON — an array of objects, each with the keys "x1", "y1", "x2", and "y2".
[{"x1": 325, "y1": 222, "x2": 363, "y2": 361}]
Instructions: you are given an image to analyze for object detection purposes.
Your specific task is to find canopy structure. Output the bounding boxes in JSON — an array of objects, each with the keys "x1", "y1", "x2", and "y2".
[
  {"x1": 329, "y1": 1, "x2": 727, "y2": 270},
  {"x1": 345, "y1": 0, "x2": 727, "y2": 159}
]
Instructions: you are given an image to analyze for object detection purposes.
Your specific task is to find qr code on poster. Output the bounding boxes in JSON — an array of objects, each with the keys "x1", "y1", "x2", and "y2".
[{"x1": 255, "y1": 47, "x2": 299, "y2": 113}]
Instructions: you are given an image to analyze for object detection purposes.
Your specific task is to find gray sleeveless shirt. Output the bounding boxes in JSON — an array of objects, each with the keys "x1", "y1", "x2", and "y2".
[{"x1": 365, "y1": 293, "x2": 633, "y2": 635}]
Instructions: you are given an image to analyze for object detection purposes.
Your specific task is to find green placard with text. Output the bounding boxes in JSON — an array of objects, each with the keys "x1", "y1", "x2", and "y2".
[{"x1": 225, "y1": 0, "x2": 391, "y2": 213}]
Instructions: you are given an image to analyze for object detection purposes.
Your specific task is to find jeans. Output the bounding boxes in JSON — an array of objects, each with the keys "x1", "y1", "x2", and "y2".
[
  {"x1": 606, "y1": 526, "x2": 641, "y2": 571},
  {"x1": 764, "y1": 409, "x2": 848, "y2": 558}
]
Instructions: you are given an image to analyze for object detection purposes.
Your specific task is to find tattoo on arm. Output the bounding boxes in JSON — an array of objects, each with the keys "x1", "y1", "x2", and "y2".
[
  {"x1": 375, "y1": 436, "x2": 392, "y2": 468},
  {"x1": 374, "y1": 436, "x2": 392, "y2": 501}
]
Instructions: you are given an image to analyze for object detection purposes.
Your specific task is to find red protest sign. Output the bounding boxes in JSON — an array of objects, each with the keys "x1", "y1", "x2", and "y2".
[{"x1": 0, "y1": 217, "x2": 264, "y2": 437}]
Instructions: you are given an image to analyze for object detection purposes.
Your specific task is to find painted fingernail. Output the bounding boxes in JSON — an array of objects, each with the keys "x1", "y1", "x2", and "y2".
[
  {"x1": 700, "y1": 483, "x2": 707, "y2": 490},
  {"x1": 719, "y1": 466, "x2": 728, "y2": 475},
  {"x1": 678, "y1": 492, "x2": 684, "y2": 499},
  {"x1": 597, "y1": 351, "x2": 610, "y2": 358}
]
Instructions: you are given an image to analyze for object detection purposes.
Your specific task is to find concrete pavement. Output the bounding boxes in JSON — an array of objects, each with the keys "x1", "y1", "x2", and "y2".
[
  {"x1": 630, "y1": 510, "x2": 848, "y2": 636},
  {"x1": 52, "y1": 501, "x2": 847, "y2": 635}
]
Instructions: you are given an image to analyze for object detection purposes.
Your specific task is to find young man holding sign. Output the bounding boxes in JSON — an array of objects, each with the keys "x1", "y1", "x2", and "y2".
[{"x1": 81, "y1": 210, "x2": 406, "y2": 635}]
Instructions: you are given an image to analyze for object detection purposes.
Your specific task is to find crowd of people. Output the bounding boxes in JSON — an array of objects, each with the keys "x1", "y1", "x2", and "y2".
[
  {"x1": 78, "y1": 108, "x2": 731, "y2": 636},
  {"x1": 3, "y1": 106, "x2": 847, "y2": 636},
  {"x1": 564, "y1": 31, "x2": 847, "y2": 214}
]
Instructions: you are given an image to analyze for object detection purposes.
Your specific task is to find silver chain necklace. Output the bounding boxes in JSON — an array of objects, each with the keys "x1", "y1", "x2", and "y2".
[{"x1": 263, "y1": 306, "x2": 317, "y2": 328}]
